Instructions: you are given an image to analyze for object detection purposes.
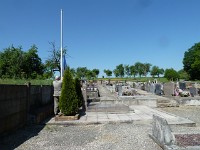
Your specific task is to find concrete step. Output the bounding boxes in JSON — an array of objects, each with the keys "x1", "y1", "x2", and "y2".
[
  {"x1": 157, "y1": 99, "x2": 171, "y2": 103},
  {"x1": 157, "y1": 102, "x2": 179, "y2": 108}
]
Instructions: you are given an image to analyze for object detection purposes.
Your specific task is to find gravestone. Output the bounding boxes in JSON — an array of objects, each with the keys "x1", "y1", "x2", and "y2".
[
  {"x1": 179, "y1": 82, "x2": 186, "y2": 90},
  {"x1": 150, "y1": 115, "x2": 176, "y2": 148},
  {"x1": 118, "y1": 85, "x2": 122, "y2": 96},
  {"x1": 190, "y1": 87, "x2": 198, "y2": 97},
  {"x1": 150, "y1": 83, "x2": 155, "y2": 94},
  {"x1": 145, "y1": 83, "x2": 150, "y2": 92},
  {"x1": 163, "y1": 82, "x2": 175, "y2": 96},
  {"x1": 82, "y1": 84, "x2": 87, "y2": 111},
  {"x1": 155, "y1": 84, "x2": 162, "y2": 95}
]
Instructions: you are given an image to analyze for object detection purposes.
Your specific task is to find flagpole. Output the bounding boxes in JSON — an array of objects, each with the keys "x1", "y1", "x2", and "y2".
[{"x1": 60, "y1": 9, "x2": 63, "y2": 77}]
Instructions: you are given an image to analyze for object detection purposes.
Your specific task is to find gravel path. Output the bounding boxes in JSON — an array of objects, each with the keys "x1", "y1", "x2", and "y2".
[
  {"x1": 157, "y1": 106, "x2": 200, "y2": 127},
  {"x1": 0, "y1": 122, "x2": 162, "y2": 150}
]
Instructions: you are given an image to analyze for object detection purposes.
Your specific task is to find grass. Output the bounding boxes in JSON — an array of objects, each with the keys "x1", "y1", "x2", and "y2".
[
  {"x1": 0, "y1": 79, "x2": 53, "y2": 85},
  {"x1": 0, "y1": 77, "x2": 181, "y2": 85},
  {"x1": 97, "y1": 77, "x2": 168, "y2": 83}
]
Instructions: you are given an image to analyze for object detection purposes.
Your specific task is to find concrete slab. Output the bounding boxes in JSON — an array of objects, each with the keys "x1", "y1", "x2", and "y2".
[
  {"x1": 46, "y1": 105, "x2": 195, "y2": 127},
  {"x1": 46, "y1": 84, "x2": 195, "y2": 126}
]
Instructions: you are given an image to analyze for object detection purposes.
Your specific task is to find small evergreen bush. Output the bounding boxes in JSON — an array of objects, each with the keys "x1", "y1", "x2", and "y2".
[
  {"x1": 59, "y1": 69, "x2": 79, "y2": 116},
  {"x1": 74, "y1": 78, "x2": 84, "y2": 108}
]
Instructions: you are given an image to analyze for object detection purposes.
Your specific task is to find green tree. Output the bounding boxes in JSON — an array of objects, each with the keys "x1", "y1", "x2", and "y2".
[
  {"x1": 70, "y1": 68, "x2": 76, "y2": 78},
  {"x1": 104, "y1": 69, "x2": 112, "y2": 77},
  {"x1": 151, "y1": 66, "x2": 164, "y2": 78},
  {"x1": 86, "y1": 70, "x2": 96, "y2": 80},
  {"x1": 113, "y1": 69, "x2": 119, "y2": 77},
  {"x1": 143, "y1": 63, "x2": 152, "y2": 77},
  {"x1": 59, "y1": 69, "x2": 79, "y2": 115},
  {"x1": 130, "y1": 65, "x2": 137, "y2": 78},
  {"x1": 74, "y1": 78, "x2": 83, "y2": 108},
  {"x1": 92, "y1": 69, "x2": 100, "y2": 78},
  {"x1": 0, "y1": 46, "x2": 24, "y2": 78},
  {"x1": 0, "y1": 45, "x2": 44, "y2": 79},
  {"x1": 45, "y1": 42, "x2": 67, "y2": 76},
  {"x1": 183, "y1": 42, "x2": 200, "y2": 80},
  {"x1": 164, "y1": 68, "x2": 180, "y2": 81},
  {"x1": 124, "y1": 65, "x2": 131, "y2": 77},
  {"x1": 114, "y1": 64, "x2": 124, "y2": 77},
  {"x1": 76, "y1": 67, "x2": 88, "y2": 79},
  {"x1": 22, "y1": 45, "x2": 44, "y2": 79},
  {"x1": 135, "y1": 62, "x2": 144, "y2": 77},
  {"x1": 178, "y1": 69, "x2": 190, "y2": 80}
]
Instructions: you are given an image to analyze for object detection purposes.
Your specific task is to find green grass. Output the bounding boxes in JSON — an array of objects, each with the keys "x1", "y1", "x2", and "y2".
[
  {"x1": 0, "y1": 79, "x2": 53, "y2": 85},
  {"x1": 0, "y1": 77, "x2": 170, "y2": 85},
  {"x1": 97, "y1": 77, "x2": 168, "y2": 83}
]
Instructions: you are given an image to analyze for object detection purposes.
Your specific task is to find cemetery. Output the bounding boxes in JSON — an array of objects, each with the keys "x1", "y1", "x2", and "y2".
[
  {"x1": 1, "y1": 79, "x2": 200, "y2": 149},
  {"x1": 80, "y1": 80, "x2": 200, "y2": 149}
]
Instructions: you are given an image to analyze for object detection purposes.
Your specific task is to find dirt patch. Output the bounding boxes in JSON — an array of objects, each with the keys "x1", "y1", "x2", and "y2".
[{"x1": 175, "y1": 134, "x2": 200, "y2": 147}]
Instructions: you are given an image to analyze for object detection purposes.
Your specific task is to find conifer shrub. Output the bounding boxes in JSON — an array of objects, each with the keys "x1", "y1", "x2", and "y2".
[
  {"x1": 74, "y1": 78, "x2": 84, "y2": 108},
  {"x1": 59, "y1": 69, "x2": 79, "y2": 116}
]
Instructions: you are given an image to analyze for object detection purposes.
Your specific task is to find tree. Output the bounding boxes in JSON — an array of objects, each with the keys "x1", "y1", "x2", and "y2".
[
  {"x1": 164, "y1": 68, "x2": 180, "y2": 81},
  {"x1": 183, "y1": 42, "x2": 200, "y2": 80},
  {"x1": 76, "y1": 67, "x2": 88, "y2": 79},
  {"x1": 151, "y1": 66, "x2": 164, "y2": 78},
  {"x1": 92, "y1": 69, "x2": 100, "y2": 78},
  {"x1": 143, "y1": 63, "x2": 152, "y2": 77},
  {"x1": 86, "y1": 70, "x2": 96, "y2": 80},
  {"x1": 104, "y1": 69, "x2": 112, "y2": 77},
  {"x1": 74, "y1": 78, "x2": 83, "y2": 108},
  {"x1": 45, "y1": 42, "x2": 67, "y2": 76},
  {"x1": 22, "y1": 45, "x2": 44, "y2": 79},
  {"x1": 114, "y1": 64, "x2": 124, "y2": 78},
  {"x1": 178, "y1": 69, "x2": 190, "y2": 80},
  {"x1": 134, "y1": 62, "x2": 144, "y2": 77},
  {"x1": 70, "y1": 68, "x2": 76, "y2": 78},
  {"x1": 113, "y1": 69, "x2": 119, "y2": 77},
  {"x1": 124, "y1": 65, "x2": 131, "y2": 77},
  {"x1": 157, "y1": 68, "x2": 165, "y2": 78},
  {"x1": 0, "y1": 46, "x2": 24, "y2": 78},
  {"x1": 0, "y1": 45, "x2": 44, "y2": 79},
  {"x1": 59, "y1": 69, "x2": 79, "y2": 115},
  {"x1": 130, "y1": 65, "x2": 137, "y2": 78}
]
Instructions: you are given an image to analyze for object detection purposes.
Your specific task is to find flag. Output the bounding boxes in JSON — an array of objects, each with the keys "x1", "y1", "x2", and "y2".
[{"x1": 63, "y1": 54, "x2": 67, "y2": 71}]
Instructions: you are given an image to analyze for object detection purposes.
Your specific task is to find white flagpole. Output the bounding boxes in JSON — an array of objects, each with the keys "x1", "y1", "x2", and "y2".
[{"x1": 60, "y1": 9, "x2": 63, "y2": 77}]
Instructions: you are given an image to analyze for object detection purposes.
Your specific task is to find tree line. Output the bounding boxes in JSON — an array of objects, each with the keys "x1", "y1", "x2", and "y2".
[{"x1": 0, "y1": 41, "x2": 200, "y2": 81}]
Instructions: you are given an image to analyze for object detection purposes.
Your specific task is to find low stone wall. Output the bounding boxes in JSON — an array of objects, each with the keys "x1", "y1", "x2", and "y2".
[
  {"x1": 149, "y1": 115, "x2": 200, "y2": 150},
  {"x1": 119, "y1": 96, "x2": 157, "y2": 107},
  {"x1": 0, "y1": 84, "x2": 53, "y2": 136},
  {"x1": 175, "y1": 96, "x2": 200, "y2": 106}
]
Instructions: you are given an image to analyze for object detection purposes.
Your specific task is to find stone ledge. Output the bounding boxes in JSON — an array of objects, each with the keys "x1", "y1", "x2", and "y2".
[
  {"x1": 55, "y1": 114, "x2": 80, "y2": 121},
  {"x1": 150, "y1": 115, "x2": 200, "y2": 150}
]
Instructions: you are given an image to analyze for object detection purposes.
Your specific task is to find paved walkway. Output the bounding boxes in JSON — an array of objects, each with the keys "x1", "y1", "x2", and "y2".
[
  {"x1": 47, "y1": 84, "x2": 195, "y2": 126},
  {"x1": 47, "y1": 105, "x2": 195, "y2": 126}
]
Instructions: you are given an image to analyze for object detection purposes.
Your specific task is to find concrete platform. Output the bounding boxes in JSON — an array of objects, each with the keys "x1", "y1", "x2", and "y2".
[
  {"x1": 87, "y1": 102, "x2": 130, "y2": 113},
  {"x1": 46, "y1": 105, "x2": 195, "y2": 127}
]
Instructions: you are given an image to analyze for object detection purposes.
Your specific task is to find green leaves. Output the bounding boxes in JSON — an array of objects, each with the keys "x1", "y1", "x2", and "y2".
[
  {"x1": 0, "y1": 45, "x2": 44, "y2": 79},
  {"x1": 164, "y1": 68, "x2": 179, "y2": 81},
  {"x1": 183, "y1": 42, "x2": 200, "y2": 80},
  {"x1": 59, "y1": 69, "x2": 79, "y2": 116}
]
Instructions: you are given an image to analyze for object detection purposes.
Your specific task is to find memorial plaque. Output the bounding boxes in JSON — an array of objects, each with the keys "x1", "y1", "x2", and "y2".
[
  {"x1": 155, "y1": 84, "x2": 161, "y2": 95},
  {"x1": 163, "y1": 82, "x2": 175, "y2": 96},
  {"x1": 150, "y1": 84, "x2": 155, "y2": 94},
  {"x1": 179, "y1": 82, "x2": 186, "y2": 90},
  {"x1": 190, "y1": 87, "x2": 198, "y2": 97},
  {"x1": 118, "y1": 85, "x2": 122, "y2": 96}
]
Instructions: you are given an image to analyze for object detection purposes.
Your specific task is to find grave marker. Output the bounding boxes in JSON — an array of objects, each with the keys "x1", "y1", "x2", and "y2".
[{"x1": 163, "y1": 82, "x2": 175, "y2": 96}]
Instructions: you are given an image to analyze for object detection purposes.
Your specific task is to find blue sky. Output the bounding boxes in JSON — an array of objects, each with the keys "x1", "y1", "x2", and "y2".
[{"x1": 1, "y1": 0, "x2": 200, "y2": 77}]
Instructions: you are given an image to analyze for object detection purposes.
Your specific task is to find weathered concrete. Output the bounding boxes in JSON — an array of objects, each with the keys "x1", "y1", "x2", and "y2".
[
  {"x1": 0, "y1": 84, "x2": 53, "y2": 136},
  {"x1": 150, "y1": 115, "x2": 200, "y2": 150}
]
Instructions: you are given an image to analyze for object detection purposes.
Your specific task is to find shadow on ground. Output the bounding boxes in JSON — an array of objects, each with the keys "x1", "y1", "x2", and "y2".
[{"x1": 0, "y1": 117, "x2": 53, "y2": 150}]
